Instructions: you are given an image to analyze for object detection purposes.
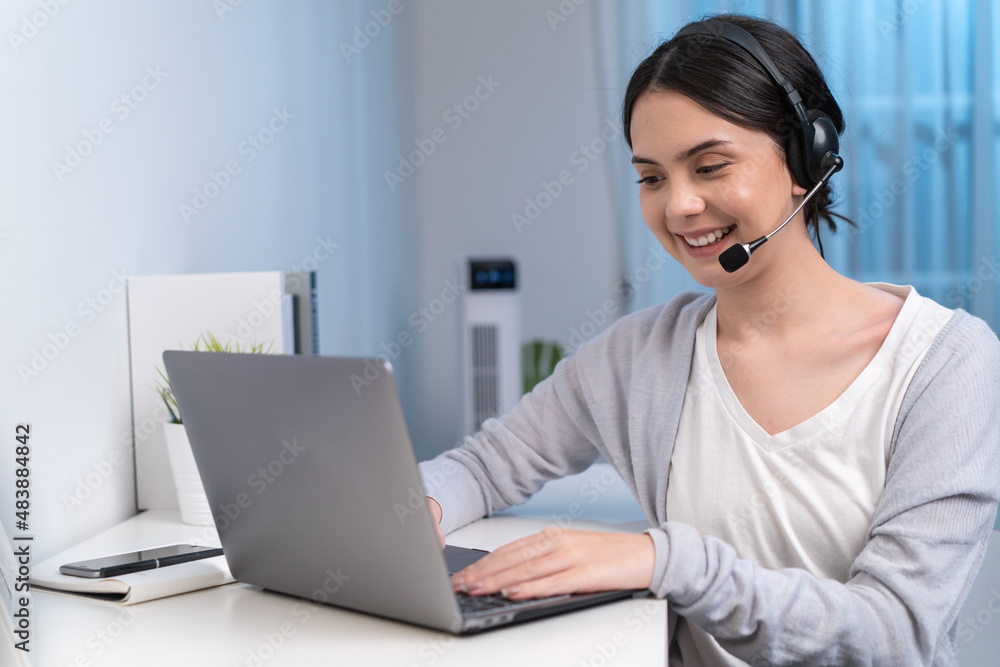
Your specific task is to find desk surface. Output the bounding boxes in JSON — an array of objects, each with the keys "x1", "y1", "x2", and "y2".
[
  {"x1": 25, "y1": 461, "x2": 1000, "y2": 666},
  {"x1": 32, "y1": 511, "x2": 666, "y2": 667}
]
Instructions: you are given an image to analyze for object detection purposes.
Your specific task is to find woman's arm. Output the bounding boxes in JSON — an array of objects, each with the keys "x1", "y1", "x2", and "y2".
[
  {"x1": 421, "y1": 368, "x2": 654, "y2": 594},
  {"x1": 419, "y1": 292, "x2": 712, "y2": 536},
  {"x1": 419, "y1": 341, "x2": 613, "y2": 534},
  {"x1": 646, "y1": 315, "x2": 1000, "y2": 664}
]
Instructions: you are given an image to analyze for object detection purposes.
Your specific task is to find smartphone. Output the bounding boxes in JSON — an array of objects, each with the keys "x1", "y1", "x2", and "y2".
[{"x1": 59, "y1": 544, "x2": 224, "y2": 578}]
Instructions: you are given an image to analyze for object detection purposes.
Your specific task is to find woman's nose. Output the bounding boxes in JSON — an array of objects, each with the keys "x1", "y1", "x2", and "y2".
[{"x1": 664, "y1": 181, "x2": 706, "y2": 220}]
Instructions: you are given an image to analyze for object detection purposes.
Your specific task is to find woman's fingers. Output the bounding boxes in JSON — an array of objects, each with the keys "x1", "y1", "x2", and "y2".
[
  {"x1": 466, "y1": 528, "x2": 564, "y2": 581},
  {"x1": 451, "y1": 529, "x2": 654, "y2": 598},
  {"x1": 500, "y1": 568, "x2": 592, "y2": 601},
  {"x1": 461, "y1": 548, "x2": 568, "y2": 595},
  {"x1": 452, "y1": 527, "x2": 564, "y2": 591}
]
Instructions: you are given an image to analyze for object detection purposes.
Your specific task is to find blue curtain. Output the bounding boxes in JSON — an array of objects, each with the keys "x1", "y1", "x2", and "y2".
[{"x1": 592, "y1": 0, "x2": 999, "y2": 334}]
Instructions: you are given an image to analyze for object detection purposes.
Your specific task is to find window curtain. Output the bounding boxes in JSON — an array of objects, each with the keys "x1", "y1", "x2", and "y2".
[
  {"x1": 307, "y1": 0, "x2": 418, "y2": 358},
  {"x1": 591, "y1": 0, "x2": 999, "y2": 334}
]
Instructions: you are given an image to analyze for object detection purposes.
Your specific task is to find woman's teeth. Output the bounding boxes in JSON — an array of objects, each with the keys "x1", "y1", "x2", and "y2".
[{"x1": 683, "y1": 225, "x2": 734, "y2": 247}]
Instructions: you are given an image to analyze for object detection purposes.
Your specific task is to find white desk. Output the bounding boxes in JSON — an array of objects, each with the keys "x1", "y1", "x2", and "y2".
[
  {"x1": 31, "y1": 517, "x2": 665, "y2": 667},
  {"x1": 30, "y1": 464, "x2": 666, "y2": 667},
  {"x1": 25, "y1": 461, "x2": 1000, "y2": 666}
]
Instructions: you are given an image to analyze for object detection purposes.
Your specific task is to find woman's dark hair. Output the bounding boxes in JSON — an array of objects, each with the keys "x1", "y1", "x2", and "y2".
[{"x1": 622, "y1": 14, "x2": 853, "y2": 242}]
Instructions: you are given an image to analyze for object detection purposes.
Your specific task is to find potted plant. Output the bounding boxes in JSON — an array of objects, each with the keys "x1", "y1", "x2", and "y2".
[
  {"x1": 521, "y1": 339, "x2": 565, "y2": 395},
  {"x1": 154, "y1": 333, "x2": 271, "y2": 525}
]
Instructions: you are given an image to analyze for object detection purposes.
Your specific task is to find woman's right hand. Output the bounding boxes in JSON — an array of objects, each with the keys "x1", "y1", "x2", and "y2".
[{"x1": 427, "y1": 497, "x2": 445, "y2": 550}]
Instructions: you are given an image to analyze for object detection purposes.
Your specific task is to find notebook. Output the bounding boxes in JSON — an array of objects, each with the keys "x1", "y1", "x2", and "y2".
[{"x1": 162, "y1": 351, "x2": 642, "y2": 634}]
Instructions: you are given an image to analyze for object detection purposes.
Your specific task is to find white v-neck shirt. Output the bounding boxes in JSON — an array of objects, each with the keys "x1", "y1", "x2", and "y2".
[{"x1": 666, "y1": 283, "x2": 953, "y2": 666}]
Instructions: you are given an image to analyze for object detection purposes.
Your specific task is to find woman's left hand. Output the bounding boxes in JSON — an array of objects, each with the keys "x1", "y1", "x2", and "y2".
[{"x1": 451, "y1": 528, "x2": 655, "y2": 600}]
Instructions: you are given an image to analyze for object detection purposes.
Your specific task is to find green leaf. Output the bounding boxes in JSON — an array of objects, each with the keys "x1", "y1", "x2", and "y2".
[
  {"x1": 152, "y1": 330, "x2": 274, "y2": 424},
  {"x1": 521, "y1": 339, "x2": 565, "y2": 395}
]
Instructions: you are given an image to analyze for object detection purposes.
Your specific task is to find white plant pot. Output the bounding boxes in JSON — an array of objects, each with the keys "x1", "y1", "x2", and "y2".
[{"x1": 162, "y1": 423, "x2": 214, "y2": 526}]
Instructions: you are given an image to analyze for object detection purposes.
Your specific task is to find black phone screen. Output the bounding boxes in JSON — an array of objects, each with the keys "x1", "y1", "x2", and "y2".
[{"x1": 60, "y1": 544, "x2": 223, "y2": 577}]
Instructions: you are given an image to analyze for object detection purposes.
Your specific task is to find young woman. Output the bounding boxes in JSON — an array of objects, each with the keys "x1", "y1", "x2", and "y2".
[{"x1": 420, "y1": 14, "x2": 1000, "y2": 665}]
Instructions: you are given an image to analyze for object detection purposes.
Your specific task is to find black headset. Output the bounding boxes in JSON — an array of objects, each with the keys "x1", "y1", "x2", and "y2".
[{"x1": 673, "y1": 19, "x2": 843, "y2": 189}]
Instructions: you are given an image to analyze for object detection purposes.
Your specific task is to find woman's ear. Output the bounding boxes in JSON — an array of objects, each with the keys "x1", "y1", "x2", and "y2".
[
  {"x1": 777, "y1": 145, "x2": 809, "y2": 196},
  {"x1": 787, "y1": 163, "x2": 808, "y2": 196}
]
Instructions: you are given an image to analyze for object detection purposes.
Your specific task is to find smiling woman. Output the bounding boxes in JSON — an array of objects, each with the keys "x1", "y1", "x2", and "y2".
[
  {"x1": 629, "y1": 91, "x2": 804, "y2": 284},
  {"x1": 419, "y1": 13, "x2": 1000, "y2": 665}
]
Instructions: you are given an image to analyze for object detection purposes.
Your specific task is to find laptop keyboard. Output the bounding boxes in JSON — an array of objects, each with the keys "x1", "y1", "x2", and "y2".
[{"x1": 456, "y1": 591, "x2": 571, "y2": 617}]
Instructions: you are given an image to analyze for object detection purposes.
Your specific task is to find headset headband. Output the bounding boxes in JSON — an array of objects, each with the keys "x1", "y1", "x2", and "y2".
[{"x1": 673, "y1": 20, "x2": 814, "y2": 148}]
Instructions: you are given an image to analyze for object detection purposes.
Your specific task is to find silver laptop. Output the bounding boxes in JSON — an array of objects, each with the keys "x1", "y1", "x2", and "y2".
[{"x1": 162, "y1": 351, "x2": 642, "y2": 633}]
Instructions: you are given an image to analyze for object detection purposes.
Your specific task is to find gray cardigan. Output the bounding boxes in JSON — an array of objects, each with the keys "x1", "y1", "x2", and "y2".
[{"x1": 419, "y1": 291, "x2": 1000, "y2": 665}]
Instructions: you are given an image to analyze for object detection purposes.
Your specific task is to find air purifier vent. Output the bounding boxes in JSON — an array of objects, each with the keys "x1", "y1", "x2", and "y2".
[
  {"x1": 471, "y1": 323, "x2": 500, "y2": 428},
  {"x1": 462, "y1": 257, "x2": 521, "y2": 435}
]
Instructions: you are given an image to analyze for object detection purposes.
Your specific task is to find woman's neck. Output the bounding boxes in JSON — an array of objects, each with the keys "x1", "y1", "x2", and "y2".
[{"x1": 713, "y1": 235, "x2": 851, "y2": 344}]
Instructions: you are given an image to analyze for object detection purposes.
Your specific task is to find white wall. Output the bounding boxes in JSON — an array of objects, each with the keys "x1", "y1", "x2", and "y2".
[
  {"x1": 404, "y1": 1, "x2": 622, "y2": 458},
  {"x1": 0, "y1": 0, "x2": 417, "y2": 561},
  {"x1": 0, "y1": 0, "x2": 622, "y2": 559}
]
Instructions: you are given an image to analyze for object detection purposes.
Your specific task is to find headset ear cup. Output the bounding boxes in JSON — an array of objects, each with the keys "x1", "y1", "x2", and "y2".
[
  {"x1": 784, "y1": 110, "x2": 818, "y2": 189},
  {"x1": 809, "y1": 112, "x2": 840, "y2": 178},
  {"x1": 786, "y1": 109, "x2": 839, "y2": 189}
]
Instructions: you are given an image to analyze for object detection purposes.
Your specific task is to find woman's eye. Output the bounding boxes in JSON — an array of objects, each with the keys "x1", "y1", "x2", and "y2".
[
  {"x1": 635, "y1": 176, "x2": 663, "y2": 187},
  {"x1": 696, "y1": 163, "x2": 729, "y2": 175}
]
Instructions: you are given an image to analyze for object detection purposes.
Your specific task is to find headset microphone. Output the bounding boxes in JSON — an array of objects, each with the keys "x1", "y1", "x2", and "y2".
[{"x1": 718, "y1": 155, "x2": 843, "y2": 273}]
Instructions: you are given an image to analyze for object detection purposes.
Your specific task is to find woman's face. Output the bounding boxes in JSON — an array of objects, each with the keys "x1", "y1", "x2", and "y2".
[{"x1": 629, "y1": 90, "x2": 806, "y2": 288}]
